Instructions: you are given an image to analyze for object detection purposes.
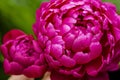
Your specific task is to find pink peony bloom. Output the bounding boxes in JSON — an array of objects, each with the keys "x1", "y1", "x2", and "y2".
[
  {"x1": 33, "y1": 0, "x2": 120, "y2": 80},
  {"x1": 0, "y1": 29, "x2": 47, "y2": 78}
]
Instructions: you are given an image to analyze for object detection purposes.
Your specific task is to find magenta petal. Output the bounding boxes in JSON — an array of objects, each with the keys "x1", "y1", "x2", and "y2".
[
  {"x1": 0, "y1": 44, "x2": 9, "y2": 59},
  {"x1": 89, "y1": 42, "x2": 102, "y2": 59},
  {"x1": 63, "y1": 17, "x2": 76, "y2": 24},
  {"x1": 104, "y1": 3, "x2": 120, "y2": 27},
  {"x1": 104, "y1": 2, "x2": 116, "y2": 11},
  {"x1": 23, "y1": 65, "x2": 46, "y2": 78},
  {"x1": 4, "y1": 59, "x2": 23, "y2": 75},
  {"x1": 50, "y1": 44, "x2": 63, "y2": 59},
  {"x1": 45, "y1": 54, "x2": 61, "y2": 69},
  {"x1": 106, "y1": 40, "x2": 120, "y2": 71},
  {"x1": 86, "y1": 56, "x2": 103, "y2": 76},
  {"x1": 113, "y1": 27, "x2": 120, "y2": 41},
  {"x1": 33, "y1": 54, "x2": 46, "y2": 67},
  {"x1": 59, "y1": 55, "x2": 76, "y2": 68},
  {"x1": 53, "y1": 15, "x2": 62, "y2": 28},
  {"x1": 73, "y1": 52, "x2": 90, "y2": 64},
  {"x1": 60, "y1": 24, "x2": 70, "y2": 35},
  {"x1": 32, "y1": 23, "x2": 39, "y2": 36},
  {"x1": 64, "y1": 33, "x2": 75, "y2": 49},
  {"x1": 13, "y1": 53, "x2": 35, "y2": 67},
  {"x1": 72, "y1": 34, "x2": 91, "y2": 52},
  {"x1": 59, "y1": 66, "x2": 84, "y2": 77},
  {"x1": 88, "y1": 72, "x2": 109, "y2": 80},
  {"x1": 46, "y1": 23, "x2": 57, "y2": 38},
  {"x1": 50, "y1": 0, "x2": 56, "y2": 3},
  {"x1": 36, "y1": 2, "x2": 49, "y2": 21},
  {"x1": 106, "y1": 63, "x2": 119, "y2": 71},
  {"x1": 34, "y1": 54, "x2": 46, "y2": 65},
  {"x1": 50, "y1": 71, "x2": 78, "y2": 80},
  {"x1": 60, "y1": 3, "x2": 76, "y2": 11},
  {"x1": 3, "y1": 29, "x2": 25, "y2": 43},
  {"x1": 32, "y1": 40, "x2": 42, "y2": 53},
  {"x1": 3, "y1": 59, "x2": 11, "y2": 74},
  {"x1": 1, "y1": 40, "x2": 14, "y2": 60},
  {"x1": 51, "y1": 36, "x2": 64, "y2": 45}
]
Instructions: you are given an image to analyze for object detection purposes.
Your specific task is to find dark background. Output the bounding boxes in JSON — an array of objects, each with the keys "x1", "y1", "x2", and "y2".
[
  {"x1": 109, "y1": 70, "x2": 120, "y2": 80},
  {"x1": 0, "y1": 0, "x2": 120, "y2": 80}
]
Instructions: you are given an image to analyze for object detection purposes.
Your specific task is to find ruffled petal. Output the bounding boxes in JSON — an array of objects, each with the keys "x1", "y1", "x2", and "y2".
[
  {"x1": 113, "y1": 27, "x2": 120, "y2": 41},
  {"x1": 72, "y1": 34, "x2": 91, "y2": 52},
  {"x1": 50, "y1": 44, "x2": 63, "y2": 59},
  {"x1": 45, "y1": 54, "x2": 62, "y2": 69},
  {"x1": 0, "y1": 41, "x2": 13, "y2": 59},
  {"x1": 59, "y1": 55, "x2": 76, "y2": 68},
  {"x1": 13, "y1": 53, "x2": 35, "y2": 67},
  {"x1": 50, "y1": 71, "x2": 78, "y2": 80},
  {"x1": 3, "y1": 29, "x2": 25, "y2": 43},
  {"x1": 88, "y1": 72, "x2": 109, "y2": 80},
  {"x1": 23, "y1": 65, "x2": 46, "y2": 78},
  {"x1": 89, "y1": 42, "x2": 102, "y2": 60},
  {"x1": 85, "y1": 56, "x2": 103, "y2": 76},
  {"x1": 4, "y1": 59, "x2": 23, "y2": 75},
  {"x1": 73, "y1": 52, "x2": 90, "y2": 64}
]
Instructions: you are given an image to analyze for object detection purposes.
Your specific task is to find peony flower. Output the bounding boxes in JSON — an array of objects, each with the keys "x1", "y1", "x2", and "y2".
[
  {"x1": 0, "y1": 29, "x2": 47, "y2": 78},
  {"x1": 33, "y1": 0, "x2": 120, "y2": 80}
]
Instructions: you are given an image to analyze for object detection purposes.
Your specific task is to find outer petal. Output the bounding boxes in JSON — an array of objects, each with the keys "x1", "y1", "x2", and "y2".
[
  {"x1": 50, "y1": 71, "x2": 79, "y2": 80},
  {"x1": 113, "y1": 27, "x2": 120, "y2": 41},
  {"x1": 64, "y1": 33, "x2": 75, "y2": 49},
  {"x1": 32, "y1": 40, "x2": 42, "y2": 53},
  {"x1": 36, "y1": 2, "x2": 49, "y2": 21},
  {"x1": 101, "y1": 61, "x2": 119, "y2": 72},
  {"x1": 89, "y1": 42, "x2": 102, "y2": 60},
  {"x1": 51, "y1": 36, "x2": 64, "y2": 45},
  {"x1": 73, "y1": 52, "x2": 90, "y2": 64},
  {"x1": 3, "y1": 29, "x2": 25, "y2": 43},
  {"x1": 4, "y1": 59, "x2": 23, "y2": 75},
  {"x1": 46, "y1": 23, "x2": 57, "y2": 38},
  {"x1": 59, "y1": 55, "x2": 76, "y2": 68},
  {"x1": 13, "y1": 53, "x2": 35, "y2": 67},
  {"x1": 35, "y1": 54, "x2": 46, "y2": 65},
  {"x1": 88, "y1": 72, "x2": 109, "y2": 80},
  {"x1": 0, "y1": 41, "x2": 13, "y2": 59},
  {"x1": 45, "y1": 54, "x2": 61, "y2": 69},
  {"x1": 23, "y1": 65, "x2": 46, "y2": 78},
  {"x1": 103, "y1": 3, "x2": 120, "y2": 28},
  {"x1": 85, "y1": 56, "x2": 103, "y2": 76},
  {"x1": 50, "y1": 0, "x2": 56, "y2": 2},
  {"x1": 50, "y1": 44, "x2": 63, "y2": 59},
  {"x1": 72, "y1": 34, "x2": 91, "y2": 52},
  {"x1": 104, "y1": 2, "x2": 116, "y2": 11},
  {"x1": 105, "y1": 40, "x2": 120, "y2": 71}
]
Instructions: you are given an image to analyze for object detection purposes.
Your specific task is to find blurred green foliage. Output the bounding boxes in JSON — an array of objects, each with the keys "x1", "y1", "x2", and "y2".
[
  {"x1": 0, "y1": 0, "x2": 41, "y2": 35},
  {"x1": 0, "y1": 0, "x2": 47, "y2": 79},
  {"x1": 0, "y1": 0, "x2": 120, "y2": 79}
]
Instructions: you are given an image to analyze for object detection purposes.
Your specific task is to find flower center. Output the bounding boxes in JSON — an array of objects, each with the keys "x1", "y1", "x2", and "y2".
[
  {"x1": 16, "y1": 40, "x2": 34, "y2": 57},
  {"x1": 74, "y1": 15, "x2": 86, "y2": 28}
]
